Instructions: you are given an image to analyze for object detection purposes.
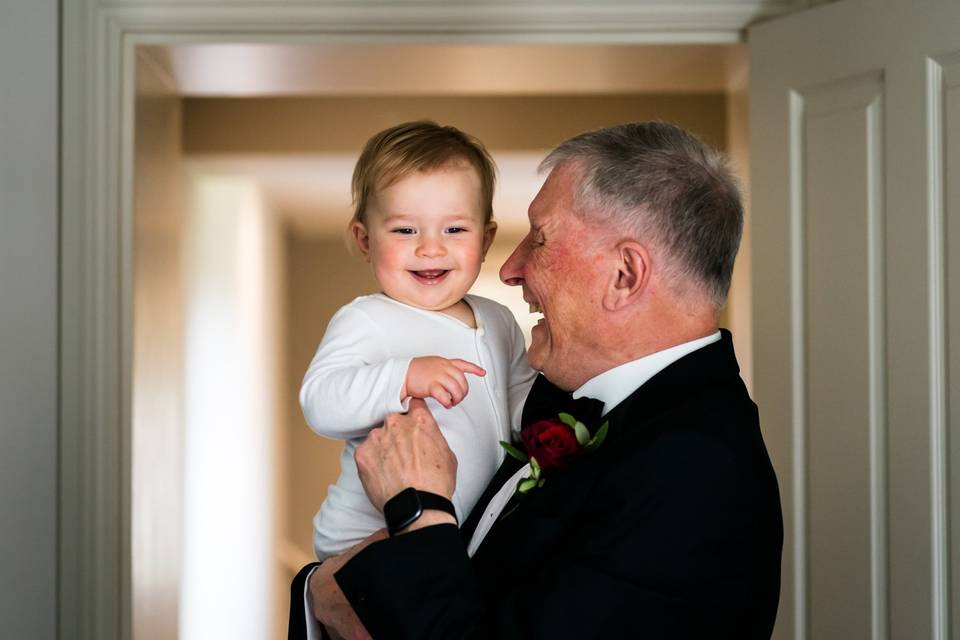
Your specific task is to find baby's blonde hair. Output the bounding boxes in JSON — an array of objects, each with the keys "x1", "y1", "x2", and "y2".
[{"x1": 350, "y1": 121, "x2": 496, "y2": 226}]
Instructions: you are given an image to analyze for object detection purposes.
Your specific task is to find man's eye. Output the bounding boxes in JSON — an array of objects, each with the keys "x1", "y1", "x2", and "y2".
[
  {"x1": 527, "y1": 227, "x2": 545, "y2": 247},
  {"x1": 391, "y1": 227, "x2": 415, "y2": 235}
]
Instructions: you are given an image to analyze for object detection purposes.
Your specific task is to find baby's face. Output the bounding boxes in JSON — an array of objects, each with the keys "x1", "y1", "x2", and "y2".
[{"x1": 352, "y1": 164, "x2": 496, "y2": 313}]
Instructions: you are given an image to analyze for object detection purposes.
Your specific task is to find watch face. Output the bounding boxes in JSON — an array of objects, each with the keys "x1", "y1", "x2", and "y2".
[{"x1": 384, "y1": 487, "x2": 422, "y2": 534}]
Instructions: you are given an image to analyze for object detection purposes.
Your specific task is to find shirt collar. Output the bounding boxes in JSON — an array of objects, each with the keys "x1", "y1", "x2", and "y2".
[{"x1": 572, "y1": 331, "x2": 722, "y2": 416}]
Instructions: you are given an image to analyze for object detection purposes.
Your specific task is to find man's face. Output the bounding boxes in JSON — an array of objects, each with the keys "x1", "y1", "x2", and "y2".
[{"x1": 499, "y1": 164, "x2": 609, "y2": 390}]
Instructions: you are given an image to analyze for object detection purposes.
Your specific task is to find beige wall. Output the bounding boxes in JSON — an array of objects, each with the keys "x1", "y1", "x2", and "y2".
[
  {"x1": 258, "y1": 195, "x2": 290, "y2": 640},
  {"x1": 183, "y1": 94, "x2": 727, "y2": 154},
  {"x1": 126, "y1": 86, "x2": 740, "y2": 632},
  {"x1": 178, "y1": 175, "x2": 288, "y2": 640},
  {"x1": 186, "y1": 92, "x2": 735, "y2": 570},
  {"x1": 132, "y1": 54, "x2": 185, "y2": 640},
  {"x1": 284, "y1": 236, "x2": 377, "y2": 557},
  {"x1": 252, "y1": 94, "x2": 731, "y2": 565},
  {"x1": 724, "y1": 50, "x2": 753, "y2": 393}
]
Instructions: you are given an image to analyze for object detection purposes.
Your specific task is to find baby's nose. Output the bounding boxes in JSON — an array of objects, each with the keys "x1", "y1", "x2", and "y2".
[{"x1": 416, "y1": 236, "x2": 447, "y2": 257}]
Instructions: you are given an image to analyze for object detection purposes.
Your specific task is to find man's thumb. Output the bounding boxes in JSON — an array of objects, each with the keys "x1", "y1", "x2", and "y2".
[{"x1": 406, "y1": 397, "x2": 430, "y2": 413}]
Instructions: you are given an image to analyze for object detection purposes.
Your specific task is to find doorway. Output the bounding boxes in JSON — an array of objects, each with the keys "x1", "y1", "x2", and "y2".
[{"x1": 130, "y1": 42, "x2": 750, "y2": 638}]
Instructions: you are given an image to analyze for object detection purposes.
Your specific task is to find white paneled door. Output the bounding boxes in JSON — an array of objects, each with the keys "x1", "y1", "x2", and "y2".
[{"x1": 750, "y1": 0, "x2": 960, "y2": 639}]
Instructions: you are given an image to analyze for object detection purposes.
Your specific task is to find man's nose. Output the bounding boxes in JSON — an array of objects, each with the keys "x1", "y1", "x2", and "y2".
[
  {"x1": 499, "y1": 241, "x2": 526, "y2": 286},
  {"x1": 415, "y1": 234, "x2": 446, "y2": 258}
]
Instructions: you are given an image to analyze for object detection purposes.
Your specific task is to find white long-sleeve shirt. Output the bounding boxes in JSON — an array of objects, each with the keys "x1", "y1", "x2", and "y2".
[{"x1": 300, "y1": 293, "x2": 536, "y2": 560}]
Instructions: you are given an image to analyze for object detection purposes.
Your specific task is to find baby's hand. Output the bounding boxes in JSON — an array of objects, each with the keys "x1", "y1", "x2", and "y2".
[{"x1": 402, "y1": 357, "x2": 486, "y2": 409}]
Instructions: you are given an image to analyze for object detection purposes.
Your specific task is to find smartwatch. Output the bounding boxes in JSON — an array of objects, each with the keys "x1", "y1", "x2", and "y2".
[{"x1": 383, "y1": 488, "x2": 457, "y2": 536}]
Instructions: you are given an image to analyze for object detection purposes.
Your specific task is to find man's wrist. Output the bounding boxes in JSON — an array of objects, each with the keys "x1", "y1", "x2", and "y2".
[
  {"x1": 384, "y1": 488, "x2": 457, "y2": 535},
  {"x1": 395, "y1": 509, "x2": 457, "y2": 534}
]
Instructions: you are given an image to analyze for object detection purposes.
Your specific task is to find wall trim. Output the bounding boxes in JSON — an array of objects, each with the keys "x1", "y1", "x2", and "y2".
[
  {"x1": 925, "y1": 54, "x2": 949, "y2": 640},
  {"x1": 787, "y1": 88, "x2": 808, "y2": 640},
  {"x1": 86, "y1": 1, "x2": 808, "y2": 43},
  {"x1": 864, "y1": 81, "x2": 888, "y2": 640},
  {"x1": 59, "y1": 1, "x2": 809, "y2": 638},
  {"x1": 135, "y1": 47, "x2": 178, "y2": 93}
]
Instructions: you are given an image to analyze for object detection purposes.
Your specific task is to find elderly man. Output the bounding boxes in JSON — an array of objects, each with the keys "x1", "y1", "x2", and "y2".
[{"x1": 291, "y1": 121, "x2": 783, "y2": 639}]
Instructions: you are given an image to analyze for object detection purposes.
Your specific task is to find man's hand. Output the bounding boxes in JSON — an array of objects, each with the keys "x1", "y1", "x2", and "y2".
[
  {"x1": 402, "y1": 357, "x2": 485, "y2": 409},
  {"x1": 309, "y1": 530, "x2": 388, "y2": 640},
  {"x1": 355, "y1": 398, "x2": 458, "y2": 514}
]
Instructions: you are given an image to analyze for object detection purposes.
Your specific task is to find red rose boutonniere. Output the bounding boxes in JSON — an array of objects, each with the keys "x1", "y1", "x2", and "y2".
[{"x1": 499, "y1": 412, "x2": 609, "y2": 499}]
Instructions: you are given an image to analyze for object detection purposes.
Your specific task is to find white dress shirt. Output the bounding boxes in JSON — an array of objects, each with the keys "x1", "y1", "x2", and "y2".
[{"x1": 305, "y1": 331, "x2": 722, "y2": 638}]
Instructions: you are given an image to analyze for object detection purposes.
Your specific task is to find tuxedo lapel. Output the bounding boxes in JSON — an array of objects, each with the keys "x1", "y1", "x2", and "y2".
[
  {"x1": 465, "y1": 331, "x2": 744, "y2": 569},
  {"x1": 467, "y1": 397, "x2": 635, "y2": 572},
  {"x1": 462, "y1": 374, "x2": 603, "y2": 543},
  {"x1": 596, "y1": 329, "x2": 743, "y2": 448},
  {"x1": 460, "y1": 453, "x2": 526, "y2": 542}
]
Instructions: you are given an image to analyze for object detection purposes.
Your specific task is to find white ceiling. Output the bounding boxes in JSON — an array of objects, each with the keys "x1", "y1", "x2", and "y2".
[{"x1": 143, "y1": 43, "x2": 744, "y2": 97}]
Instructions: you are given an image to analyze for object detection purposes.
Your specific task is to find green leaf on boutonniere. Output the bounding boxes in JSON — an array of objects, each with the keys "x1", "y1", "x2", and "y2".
[
  {"x1": 518, "y1": 477, "x2": 538, "y2": 494},
  {"x1": 558, "y1": 412, "x2": 577, "y2": 428},
  {"x1": 530, "y1": 456, "x2": 541, "y2": 478},
  {"x1": 585, "y1": 421, "x2": 609, "y2": 451},
  {"x1": 537, "y1": 477, "x2": 545, "y2": 488},
  {"x1": 500, "y1": 440, "x2": 528, "y2": 462},
  {"x1": 573, "y1": 421, "x2": 590, "y2": 446}
]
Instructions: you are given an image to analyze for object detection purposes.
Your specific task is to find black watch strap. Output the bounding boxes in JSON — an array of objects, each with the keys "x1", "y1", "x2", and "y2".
[
  {"x1": 384, "y1": 488, "x2": 457, "y2": 536},
  {"x1": 416, "y1": 490, "x2": 457, "y2": 517}
]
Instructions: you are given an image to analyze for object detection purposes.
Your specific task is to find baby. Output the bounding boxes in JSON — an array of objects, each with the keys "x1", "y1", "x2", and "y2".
[{"x1": 300, "y1": 121, "x2": 536, "y2": 560}]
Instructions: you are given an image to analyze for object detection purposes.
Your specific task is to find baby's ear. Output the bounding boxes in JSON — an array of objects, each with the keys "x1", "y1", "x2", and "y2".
[
  {"x1": 350, "y1": 221, "x2": 372, "y2": 260},
  {"x1": 481, "y1": 221, "x2": 498, "y2": 259}
]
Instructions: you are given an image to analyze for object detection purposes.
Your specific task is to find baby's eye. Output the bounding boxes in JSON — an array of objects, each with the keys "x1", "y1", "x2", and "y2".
[
  {"x1": 391, "y1": 227, "x2": 416, "y2": 235},
  {"x1": 445, "y1": 226, "x2": 468, "y2": 234}
]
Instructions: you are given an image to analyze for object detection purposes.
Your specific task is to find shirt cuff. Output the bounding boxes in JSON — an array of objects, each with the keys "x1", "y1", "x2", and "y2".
[
  {"x1": 386, "y1": 356, "x2": 414, "y2": 414},
  {"x1": 303, "y1": 565, "x2": 324, "y2": 640}
]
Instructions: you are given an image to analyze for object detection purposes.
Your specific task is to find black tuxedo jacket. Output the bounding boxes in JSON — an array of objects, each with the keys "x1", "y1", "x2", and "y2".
[{"x1": 290, "y1": 331, "x2": 783, "y2": 639}]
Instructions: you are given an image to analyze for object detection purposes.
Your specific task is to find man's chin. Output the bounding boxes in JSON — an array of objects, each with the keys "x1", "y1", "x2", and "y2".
[{"x1": 525, "y1": 339, "x2": 547, "y2": 374}]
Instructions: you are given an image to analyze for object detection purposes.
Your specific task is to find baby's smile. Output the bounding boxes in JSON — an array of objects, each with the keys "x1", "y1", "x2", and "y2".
[{"x1": 409, "y1": 269, "x2": 451, "y2": 285}]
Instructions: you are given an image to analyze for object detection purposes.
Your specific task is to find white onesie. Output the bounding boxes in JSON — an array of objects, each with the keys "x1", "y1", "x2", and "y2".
[{"x1": 300, "y1": 293, "x2": 535, "y2": 560}]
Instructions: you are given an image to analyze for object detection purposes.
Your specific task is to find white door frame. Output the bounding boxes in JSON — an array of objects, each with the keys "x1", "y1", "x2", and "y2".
[{"x1": 59, "y1": 1, "x2": 808, "y2": 638}]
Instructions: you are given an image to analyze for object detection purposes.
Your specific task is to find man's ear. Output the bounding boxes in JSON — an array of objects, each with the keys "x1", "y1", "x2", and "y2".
[
  {"x1": 602, "y1": 241, "x2": 650, "y2": 311},
  {"x1": 481, "y1": 221, "x2": 498, "y2": 260},
  {"x1": 350, "y1": 221, "x2": 372, "y2": 261}
]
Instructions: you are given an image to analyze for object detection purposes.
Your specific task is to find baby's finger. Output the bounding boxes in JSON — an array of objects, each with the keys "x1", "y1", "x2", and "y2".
[
  {"x1": 442, "y1": 374, "x2": 466, "y2": 405},
  {"x1": 429, "y1": 382, "x2": 454, "y2": 409},
  {"x1": 449, "y1": 359, "x2": 486, "y2": 377},
  {"x1": 443, "y1": 368, "x2": 469, "y2": 398}
]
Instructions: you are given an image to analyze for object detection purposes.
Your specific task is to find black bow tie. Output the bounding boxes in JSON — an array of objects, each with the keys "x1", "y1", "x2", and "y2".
[{"x1": 520, "y1": 374, "x2": 605, "y2": 432}]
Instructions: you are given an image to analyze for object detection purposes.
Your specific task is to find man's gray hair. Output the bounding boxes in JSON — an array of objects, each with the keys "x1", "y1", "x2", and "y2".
[{"x1": 541, "y1": 121, "x2": 743, "y2": 308}]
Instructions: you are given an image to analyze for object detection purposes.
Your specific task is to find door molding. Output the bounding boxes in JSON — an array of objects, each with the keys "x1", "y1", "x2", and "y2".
[
  {"x1": 59, "y1": 1, "x2": 809, "y2": 638},
  {"x1": 926, "y1": 51, "x2": 960, "y2": 640}
]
